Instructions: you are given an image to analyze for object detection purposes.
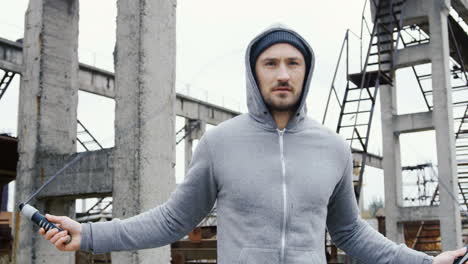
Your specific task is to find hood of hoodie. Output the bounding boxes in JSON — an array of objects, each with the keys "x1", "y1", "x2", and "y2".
[{"x1": 245, "y1": 26, "x2": 315, "y2": 131}]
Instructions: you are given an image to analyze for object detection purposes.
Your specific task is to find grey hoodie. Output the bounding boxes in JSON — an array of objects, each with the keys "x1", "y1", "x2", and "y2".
[{"x1": 80, "y1": 26, "x2": 433, "y2": 264}]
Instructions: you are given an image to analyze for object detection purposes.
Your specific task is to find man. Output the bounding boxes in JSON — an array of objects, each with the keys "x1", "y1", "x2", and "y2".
[{"x1": 41, "y1": 26, "x2": 466, "y2": 263}]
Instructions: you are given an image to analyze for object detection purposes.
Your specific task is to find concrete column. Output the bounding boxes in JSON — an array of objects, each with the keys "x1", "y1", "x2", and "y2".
[
  {"x1": 113, "y1": 0, "x2": 176, "y2": 263},
  {"x1": 14, "y1": 0, "x2": 79, "y2": 263},
  {"x1": 376, "y1": 3, "x2": 406, "y2": 243},
  {"x1": 184, "y1": 119, "x2": 206, "y2": 175},
  {"x1": 429, "y1": 0, "x2": 462, "y2": 250},
  {"x1": 379, "y1": 83, "x2": 405, "y2": 243}
]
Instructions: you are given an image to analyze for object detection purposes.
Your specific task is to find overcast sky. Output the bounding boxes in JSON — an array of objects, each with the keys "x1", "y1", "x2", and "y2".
[{"x1": 1, "y1": 0, "x2": 447, "y2": 211}]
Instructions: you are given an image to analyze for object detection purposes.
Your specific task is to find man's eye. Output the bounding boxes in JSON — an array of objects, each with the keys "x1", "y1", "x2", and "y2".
[
  {"x1": 289, "y1": 61, "x2": 300, "y2": 65},
  {"x1": 265, "y1": 61, "x2": 276, "y2": 66}
]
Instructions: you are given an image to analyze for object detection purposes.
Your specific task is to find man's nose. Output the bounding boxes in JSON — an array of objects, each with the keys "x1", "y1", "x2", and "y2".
[{"x1": 277, "y1": 64, "x2": 290, "y2": 82}]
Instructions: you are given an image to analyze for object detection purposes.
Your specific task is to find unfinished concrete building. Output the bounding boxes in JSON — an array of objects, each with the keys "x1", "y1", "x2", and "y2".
[
  {"x1": 323, "y1": 0, "x2": 468, "y2": 257},
  {"x1": 0, "y1": 0, "x2": 236, "y2": 263},
  {"x1": 0, "y1": 0, "x2": 467, "y2": 263},
  {"x1": 376, "y1": 0, "x2": 465, "y2": 251}
]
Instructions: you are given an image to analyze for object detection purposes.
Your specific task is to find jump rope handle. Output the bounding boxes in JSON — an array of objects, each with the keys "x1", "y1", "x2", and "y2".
[
  {"x1": 454, "y1": 246, "x2": 468, "y2": 264},
  {"x1": 19, "y1": 203, "x2": 72, "y2": 244}
]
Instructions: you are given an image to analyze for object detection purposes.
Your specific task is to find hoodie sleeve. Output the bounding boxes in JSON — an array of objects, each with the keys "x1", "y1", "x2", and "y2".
[
  {"x1": 326, "y1": 145, "x2": 433, "y2": 264},
  {"x1": 80, "y1": 135, "x2": 217, "y2": 254}
]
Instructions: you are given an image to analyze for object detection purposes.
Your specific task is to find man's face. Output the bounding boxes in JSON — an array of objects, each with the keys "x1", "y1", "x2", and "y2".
[{"x1": 255, "y1": 43, "x2": 306, "y2": 112}]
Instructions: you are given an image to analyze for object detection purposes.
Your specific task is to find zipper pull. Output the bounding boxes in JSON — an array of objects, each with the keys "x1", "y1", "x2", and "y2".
[{"x1": 277, "y1": 128, "x2": 286, "y2": 135}]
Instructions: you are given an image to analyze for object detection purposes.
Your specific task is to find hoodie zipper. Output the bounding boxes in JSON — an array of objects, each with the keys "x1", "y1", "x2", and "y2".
[{"x1": 277, "y1": 128, "x2": 287, "y2": 263}]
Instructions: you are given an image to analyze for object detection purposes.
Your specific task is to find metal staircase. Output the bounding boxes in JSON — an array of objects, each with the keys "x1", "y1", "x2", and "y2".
[
  {"x1": 0, "y1": 71, "x2": 15, "y2": 101},
  {"x1": 76, "y1": 119, "x2": 104, "y2": 151},
  {"x1": 335, "y1": 0, "x2": 405, "y2": 200},
  {"x1": 323, "y1": 1, "x2": 406, "y2": 260}
]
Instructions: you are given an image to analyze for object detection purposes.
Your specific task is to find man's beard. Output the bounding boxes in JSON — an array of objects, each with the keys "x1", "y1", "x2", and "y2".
[
  {"x1": 264, "y1": 81, "x2": 301, "y2": 112},
  {"x1": 265, "y1": 99, "x2": 299, "y2": 112}
]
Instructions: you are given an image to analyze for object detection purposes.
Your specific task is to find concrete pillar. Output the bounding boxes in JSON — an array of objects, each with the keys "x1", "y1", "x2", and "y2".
[
  {"x1": 429, "y1": 0, "x2": 462, "y2": 250},
  {"x1": 112, "y1": 0, "x2": 176, "y2": 263},
  {"x1": 14, "y1": 0, "x2": 79, "y2": 263},
  {"x1": 184, "y1": 119, "x2": 205, "y2": 175},
  {"x1": 376, "y1": 2, "x2": 406, "y2": 244},
  {"x1": 380, "y1": 83, "x2": 406, "y2": 243}
]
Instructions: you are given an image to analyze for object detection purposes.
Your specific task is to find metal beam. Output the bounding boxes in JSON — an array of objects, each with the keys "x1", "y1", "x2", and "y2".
[
  {"x1": 0, "y1": 37, "x2": 241, "y2": 126},
  {"x1": 37, "y1": 149, "x2": 113, "y2": 199}
]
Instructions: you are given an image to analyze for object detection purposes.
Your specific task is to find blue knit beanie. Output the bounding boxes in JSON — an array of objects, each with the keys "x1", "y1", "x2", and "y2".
[{"x1": 250, "y1": 30, "x2": 311, "y2": 77}]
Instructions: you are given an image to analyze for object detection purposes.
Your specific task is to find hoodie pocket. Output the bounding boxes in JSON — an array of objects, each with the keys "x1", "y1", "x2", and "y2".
[
  {"x1": 286, "y1": 249, "x2": 322, "y2": 263},
  {"x1": 237, "y1": 248, "x2": 280, "y2": 264}
]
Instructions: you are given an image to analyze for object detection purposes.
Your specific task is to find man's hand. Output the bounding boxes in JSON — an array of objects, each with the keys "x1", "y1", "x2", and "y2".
[
  {"x1": 433, "y1": 247, "x2": 467, "y2": 264},
  {"x1": 38, "y1": 214, "x2": 82, "y2": 251}
]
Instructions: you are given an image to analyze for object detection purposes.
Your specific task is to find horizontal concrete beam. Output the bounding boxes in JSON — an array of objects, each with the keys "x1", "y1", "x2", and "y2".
[
  {"x1": 79, "y1": 64, "x2": 115, "y2": 98},
  {"x1": 416, "y1": 15, "x2": 468, "y2": 70},
  {"x1": 352, "y1": 150, "x2": 383, "y2": 169},
  {"x1": 0, "y1": 37, "x2": 240, "y2": 126},
  {"x1": 401, "y1": 0, "x2": 468, "y2": 27},
  {"x1": 37, "y1": 149, "x2": 113, "y2": 199},
  {"x1": 176, "y1": 93, "x2": 239, "y2": 125},
  {"x1": 393, "y1": 111, "x2": 434, "y2": 134},
  {"x1": 397, "y1": 2, "x2": 468, "y2": 69},
  {"x1": 0, "y1": 37, "x2": 22, "y2": 73},
  {"x1": 400, "y1": 0, "x2": 430, "y2": 27},
  {"x1": 395, "y1": 44, "x2": 431, "y2": 69},
  {"x1": 29, "y1": 129, "x2": 377, "y2": 201},
  {"x1": 397, "y1": 206, "x2": 439, "y2": 222},
  {"x1": 79, "y1": 64, "x2": 239, "y2": 125}
]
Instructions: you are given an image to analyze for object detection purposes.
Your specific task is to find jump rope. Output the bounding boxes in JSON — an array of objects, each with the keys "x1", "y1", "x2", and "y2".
[{"x1": 17, "y1": 92, "x2": 468, "y2": 263}]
